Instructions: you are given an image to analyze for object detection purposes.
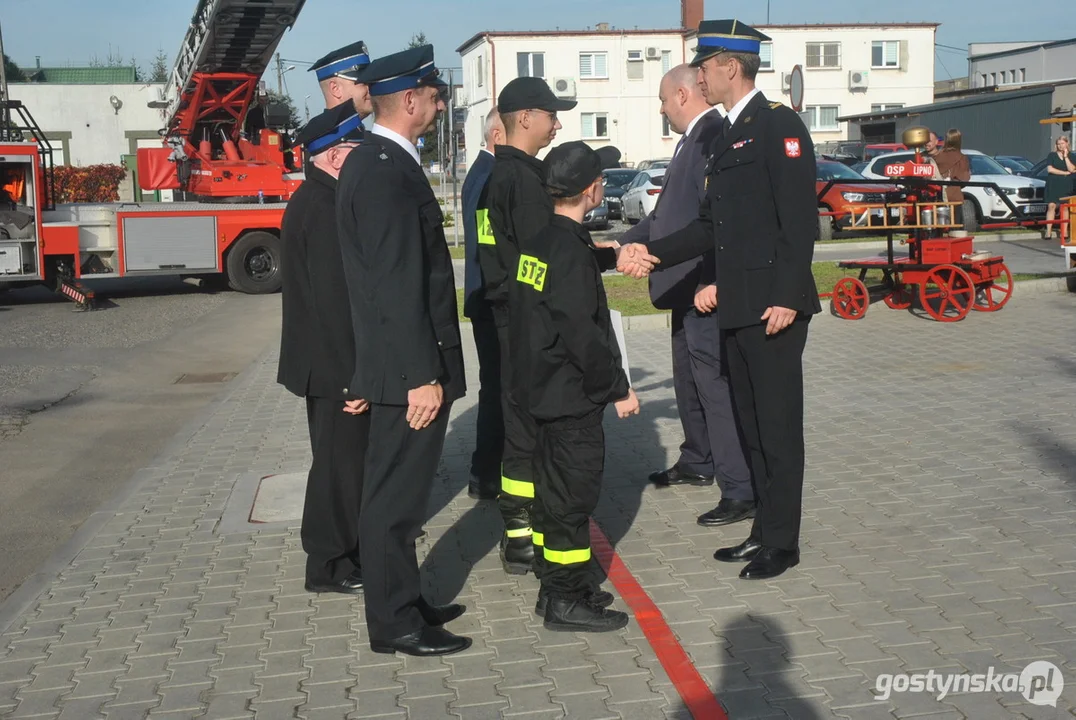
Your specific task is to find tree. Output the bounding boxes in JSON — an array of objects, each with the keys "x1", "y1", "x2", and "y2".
[
  {"x1": 406, "y1": 31, "x2": 438, "y2": 163},
  {"x1": 150, "y1": 48, "x2": 169, "y2": 83},
  {"x1": 408, "y1": 32, "x2": 427, "y2": 49},
  {"x1": 3, "y1": 54, "x2": 26, "y2": 83}
]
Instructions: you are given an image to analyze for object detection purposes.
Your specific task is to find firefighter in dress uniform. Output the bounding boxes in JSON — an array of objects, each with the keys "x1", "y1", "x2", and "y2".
[
  {"x1": 335, "y1": 45, "x2": 472, "y2": 657},
  {"x1": 620, "y1": 20, "x2": 821, "y2": 581},
  {"x1": 310, "y1": 40, "x2": 374, "y2": 115}
]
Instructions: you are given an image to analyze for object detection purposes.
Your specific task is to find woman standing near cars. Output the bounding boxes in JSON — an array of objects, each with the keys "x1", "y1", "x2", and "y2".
[
  {"x1": 1044, "y1": 136, "x2": 1076, "y2": 240},
  {"x1": 933, "y1": 128, "x2": 971, "y2": 226}
]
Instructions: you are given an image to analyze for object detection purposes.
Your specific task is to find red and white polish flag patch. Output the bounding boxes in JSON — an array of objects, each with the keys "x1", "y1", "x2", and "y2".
[{"x1": 784, "y1": 138, "x2": 801, "y2": 158}]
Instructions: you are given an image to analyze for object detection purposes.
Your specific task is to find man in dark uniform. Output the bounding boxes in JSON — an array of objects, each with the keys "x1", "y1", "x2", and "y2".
[
  {"x1": 309, "y1": 41, "x2": 374, "y2": 115},
  {"x1": 336, "y1": 45, "x2": 471, "y2": 657},
  {"x1": 509, "y1": 141, "x2": 640, "y2": 632},
  {"x1": 475, "y1": 76, "x2": 575, "y2": 576},
  {"x1": 619, "y1": 19, "x2": 821, "y2": 581},
  {"x1": 461, "y1": 109, "x2": 506, "y2": 501},
  {"x1": 277, "y1": 105, "x2": 368, "y2": 595}
]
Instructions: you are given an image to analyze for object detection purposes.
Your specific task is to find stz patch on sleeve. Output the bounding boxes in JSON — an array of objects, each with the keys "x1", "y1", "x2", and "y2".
[
  {"x1": 784, "y1": 138, "x2": 802, "y2": 158},
  {"x1": 516, "y1": 254, "x2": 548, "y2": 292},
  {"x1": 476, "y1": 208, "x2": 496, "y2": 245}
]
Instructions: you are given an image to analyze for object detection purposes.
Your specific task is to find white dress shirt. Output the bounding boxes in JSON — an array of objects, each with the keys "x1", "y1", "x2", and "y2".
[
  {"x1": 371, "y1": 124, "x2": 421, "y2": 166},
  {"x1": 724, "y1": 87, "x2": 762, "y2": 128}
]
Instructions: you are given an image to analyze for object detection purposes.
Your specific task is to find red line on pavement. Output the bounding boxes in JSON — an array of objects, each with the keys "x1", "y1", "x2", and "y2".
[{"x1": 589, "y1": 521, "x2": 728, "y2": 720}]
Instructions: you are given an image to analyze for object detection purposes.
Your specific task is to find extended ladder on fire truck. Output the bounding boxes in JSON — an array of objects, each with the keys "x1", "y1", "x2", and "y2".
[{"x1": 139, "y1": 0, "x2": 308, "y2": 200}]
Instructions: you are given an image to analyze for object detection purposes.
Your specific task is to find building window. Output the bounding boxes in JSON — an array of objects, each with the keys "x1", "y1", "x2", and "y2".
[
  {"x1": 476, "y1": 55, "x2": 484, "y2": 87},
  {"x1": 626, "y1": 50, "x2": 644, "y2": 80},
  {"x1": 516, "y1": 52, "x2": 544, "y2": 79},
  {"x1": 662, "y1": 115, "x2": 671, "y2": 138},
  {"x1": 1019, "y1": 68, "x2": 1026, "y2": 82},
  {"x1": 806, "y1": 105, "x2": 840, "y2": 131},
  {"x1": 661, "y1": 50, "x2": 671, "y2": 74},
  {"x1": 871, "y1": 40, "x2": 900, "y2": 68},
  {"x1": 979, "y1": 73, "x2": 987, "y2": 87},
  {"x1": 579, "y1": 52, "x2": 609, "y2": 79},
  {"x1": 988, "y1": 72, "x2": 996, "y2": 86},
  {"x1": 870, "y1": 103, "x2": 904, "y2": 112},
  {"x1": 759, "y1": 42, "x2": 773, "y2": 72},
  {"x1": 806, "y1": 42, "x2": 841, "y2": 69},
  {"x1": 581, "y1": 112, "x2": 609, "y2": 139}
]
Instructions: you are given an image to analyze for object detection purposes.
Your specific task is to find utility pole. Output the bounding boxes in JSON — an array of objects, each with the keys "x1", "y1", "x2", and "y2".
[
  {"x1": 449, "y1": 68, "x2": 459, "y2": 247},
  {"x1": 275, "y1": 53, "x2": 284, "y2": 94},
  {"x1": 0, "y1": 16, "x2": 10, "y2": 140}
]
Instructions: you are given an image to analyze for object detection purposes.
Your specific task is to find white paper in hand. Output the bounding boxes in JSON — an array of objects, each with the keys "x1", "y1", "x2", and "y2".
[{"x1": 609, "y1": 309, "x2": 631, "y2": 387}]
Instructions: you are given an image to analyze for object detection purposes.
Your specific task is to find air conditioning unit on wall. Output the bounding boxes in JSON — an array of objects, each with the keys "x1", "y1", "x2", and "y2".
[
  {"x1": 645, "y1": 47, "x2": 661, "y2": 60},
  {"x1": 781, "y1": 72, "x2": 792, "y2": 93},
  {"x1": 552, "y1": 77, "x2": 577, "y2": 98},
  {"x1": 849, "y1": 70, "x2": 869, "y2": 90}
]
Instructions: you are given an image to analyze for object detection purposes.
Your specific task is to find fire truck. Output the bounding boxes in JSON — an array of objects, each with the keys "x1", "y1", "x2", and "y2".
[{"x1": 0, "y1": 0, "x2": 309, "y2": 305}]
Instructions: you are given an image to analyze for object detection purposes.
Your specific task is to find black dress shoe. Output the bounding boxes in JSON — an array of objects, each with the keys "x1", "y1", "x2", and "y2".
[
  {"x1": 714, "y1": 538, "x2": 762, "y2": 563},
  {"x1": 304, "y1": 567, "x2": 364, "y2": 595},
  {"x1": 543, "y1": 597, "x2": 628, "y2": 633},
  {"x1": 468, "y1": 478, "x2": 499, "y2": 500},
  {"x1": 416, "y1": 598, "x2": 466, "y2": 626},
  {"x1": 740, "y1": 547, "x2": 800, "y2": 580},
  {"x1": 649, "y1": 465, "x2": 715, "y2": 487},
  {"x1": 697, "y1": 499, "x2": 757, "y2": 527},
  {"x1": 370, "y1": 626, "x2": 473, "y2": 656},
  {"x1": 534, "y1": 589, "x2": 613, "y2": 617}
]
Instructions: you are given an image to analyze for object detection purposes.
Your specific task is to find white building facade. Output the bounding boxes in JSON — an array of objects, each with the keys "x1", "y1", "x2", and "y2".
[
  {"x1": 6, "y1": 83, "x2": 168, "y2": 167},
  {"x1": 457, "y1": 23, "x2": 936, "y2": 168},
  {"x1": 968, "y1": 39, "x2": 1076, "y2": 89}
]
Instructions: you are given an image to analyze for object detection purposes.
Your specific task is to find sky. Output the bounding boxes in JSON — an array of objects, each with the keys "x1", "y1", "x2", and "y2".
[{"x1": 2, "y1": 0, "x2": 1072, "y2": 119}]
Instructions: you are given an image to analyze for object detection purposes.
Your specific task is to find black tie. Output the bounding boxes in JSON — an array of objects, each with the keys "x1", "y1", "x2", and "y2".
[
  {"x1": 721, "y1": 115, "x2": 733, "y2": 136},
  {"x1": 673, "y1": 134, "x2": 687, "y2": 158}
]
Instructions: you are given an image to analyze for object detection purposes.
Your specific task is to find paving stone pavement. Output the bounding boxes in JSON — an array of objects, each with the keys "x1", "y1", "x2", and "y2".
[{"x1": 2, "y1": 290, "x2": 1076, "y2": 719}]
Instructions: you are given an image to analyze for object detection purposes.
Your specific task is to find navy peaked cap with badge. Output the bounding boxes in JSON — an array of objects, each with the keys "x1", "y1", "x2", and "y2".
[
  {"x1": 295, "y1": 103, "x2": 365, "y2": 155},
  {"x1": 360, "y1": 44, "x2": 444, "y2": 96},
  {"x1": 692, "y1": 20, "x2": 771, "y2": 66},
  {"x1": 310, "y1": 41, "x2": 371, "y2": 82}
]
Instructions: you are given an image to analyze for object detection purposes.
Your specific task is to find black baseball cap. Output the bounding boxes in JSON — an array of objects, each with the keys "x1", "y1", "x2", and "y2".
[
  {"x1": 497, "y1": 77, "x2": 577, "y2": 113},
  {"x1": 545, "y1": 142, "x2": 622, "y2": 198}
]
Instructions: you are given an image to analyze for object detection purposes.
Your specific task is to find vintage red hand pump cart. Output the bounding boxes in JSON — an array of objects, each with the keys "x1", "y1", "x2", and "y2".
[{"x1": 822, "y1": 126, "x2": 1016, "y2": 322}]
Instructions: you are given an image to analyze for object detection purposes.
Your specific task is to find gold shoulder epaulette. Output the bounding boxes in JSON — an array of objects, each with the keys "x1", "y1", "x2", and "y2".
[{"x1": 769, "y1": 101, "x2": 783, "y2": 109}]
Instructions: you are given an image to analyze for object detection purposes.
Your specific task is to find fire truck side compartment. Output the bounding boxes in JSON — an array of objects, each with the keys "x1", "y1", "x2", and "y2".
[{"x1": 122, "y1": 216, "x2": 218, "y2": 272}]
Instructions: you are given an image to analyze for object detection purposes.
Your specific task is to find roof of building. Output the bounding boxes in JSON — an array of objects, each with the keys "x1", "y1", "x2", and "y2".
[
  {"x1": 838, "y1": 81, "x2": 1072, "y2": 123},
  {"x1": 457, "y1": 22, "x2": 940, "y2": 53},
  {"x1": 21, "y1": 66, "x2": 140, "y2": 84},
  {"x1": 968, "y1": 37, "x2": 1076, "y2": 61}
]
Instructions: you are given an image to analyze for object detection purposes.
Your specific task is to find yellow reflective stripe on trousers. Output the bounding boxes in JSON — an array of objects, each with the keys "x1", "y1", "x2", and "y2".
[
  {"x1": 543, "y1": 547, "x2": 592, "y2": 565},
  {"x1": 531, "y1": 532, "x2": 544, "y2": 547},
  {"x1": 505, "y1": 527, "x2": 532, "y2": 539},
  {"x1": 501, "y1": 476, "x2": 534, "y2": 499}
]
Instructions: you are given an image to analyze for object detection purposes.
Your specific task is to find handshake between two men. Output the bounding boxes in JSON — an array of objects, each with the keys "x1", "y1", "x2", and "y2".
[{"x1": 602, "y1": 241, "x2": 721, "y2": 320}]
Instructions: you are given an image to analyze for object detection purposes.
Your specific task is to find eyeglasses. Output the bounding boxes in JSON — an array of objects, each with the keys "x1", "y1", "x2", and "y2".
[{"x1": 529, "y1": 109, "x2": 558, "y2": 123}]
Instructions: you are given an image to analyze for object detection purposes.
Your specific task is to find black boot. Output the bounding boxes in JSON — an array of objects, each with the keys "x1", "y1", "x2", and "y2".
[
  {"x1": 500, "y1": 517, "x2": 535, "y2": 575},
  {"x1": 535, "y1": 589, "x2": 613, "y2": 617},
  {"x1": 543, "y1": 596, "x2": 629, "y2": 633}
]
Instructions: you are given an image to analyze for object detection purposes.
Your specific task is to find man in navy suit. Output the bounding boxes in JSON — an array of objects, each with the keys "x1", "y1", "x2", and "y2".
[
  {"x1": 462, "y1": 109, "x2": 506, "y2": 499},
  {"x1": 620, "y1": 64, "x2": 755, "y2": 527}
]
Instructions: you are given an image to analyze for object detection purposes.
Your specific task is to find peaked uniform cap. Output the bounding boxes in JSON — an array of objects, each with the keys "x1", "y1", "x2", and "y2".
[
  {"x1": 692, "y1": 20, "x2": 770, "y2": 66},
  {"x1": 295, "y1": 103, "x2": 365, "y2": 154},
  {"x1": 310, "y1": 40, "x2": 371, "y2": 81}
]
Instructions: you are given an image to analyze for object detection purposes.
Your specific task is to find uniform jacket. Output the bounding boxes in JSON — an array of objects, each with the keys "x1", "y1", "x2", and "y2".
[
  {"x1": 509, "y1": 215, "x2": 630, "y2": 422},
  {"x1": 335, "y1": 133, "x2": 466, "y2": 406},
  {"x1": 649, "y1": 92, "x2": 822, "y2": 329},
  {"x1": 277, "y1": 164, "x2": 357, "y2": 401},
  {"x1": 462, "y1": 149, "x2": 496, "y2": 320},
  {"x1": 476, "y1": 145, "x2": 553, "y2": 322},
  {"x1": 620, "y1": 110, "x2": 722, "y2": 310}
]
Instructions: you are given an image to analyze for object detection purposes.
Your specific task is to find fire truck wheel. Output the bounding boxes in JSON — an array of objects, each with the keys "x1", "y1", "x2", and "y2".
[{"x1": 226, "y1": 231, "x2": 282, "y2": 294}]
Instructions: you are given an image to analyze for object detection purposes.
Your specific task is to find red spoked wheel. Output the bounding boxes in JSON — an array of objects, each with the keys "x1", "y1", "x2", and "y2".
[
  {"x1": 883, "y1": 278, "x2": 914, "y2": 310},
  {"x1": 832, "y1": 277, "x2": 869, "y2": 320},
  {"x1": 919, "y1": 265, "x2": 975, "y2": 322},
  {"x1": 972, "y1": 262, "x2": 1013, "y2": 312}
]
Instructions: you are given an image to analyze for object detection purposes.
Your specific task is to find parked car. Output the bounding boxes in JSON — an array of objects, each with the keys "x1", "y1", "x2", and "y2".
[
  {"x1": 815, "y1": 160, "x2": 898, "y2": 241},
  {"x1": 995, "y1": 155, "x2": 1034, "y2": 174},
  {"x1": 621, "y1": 168, "x2": 665, "y2": 224},
  {"x1": 850, "y1": 161, "x2": 869, "y2": 175},
  {"x1": 1022, "y1": 157, "x2": 1050, "y2": 180},
  {"x1": 636, "y1": 158, "x2": 671, "y2": 171},
  {"x1": 863, "y1": 143, "x2": 908, "y2": 161},
  {"x1": 582, "y1": 198, "x2": 609, "y2": 231},
  {"x1": 601, "y1": 168, "x2": 640, "y2": 220},
  {"x1": 860, "y1": 149, "x2": 1046, "y2": 231}
]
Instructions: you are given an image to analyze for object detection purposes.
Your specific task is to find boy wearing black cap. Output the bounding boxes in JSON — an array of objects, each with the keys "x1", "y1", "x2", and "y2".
[{"x1": 509, "y1": 141, "x2": 640, "y2": 633}]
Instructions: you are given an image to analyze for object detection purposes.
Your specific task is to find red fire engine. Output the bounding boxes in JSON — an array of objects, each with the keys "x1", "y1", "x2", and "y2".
[{"x1": 0, "y1": 0, "x2": 308, "y2": 305}]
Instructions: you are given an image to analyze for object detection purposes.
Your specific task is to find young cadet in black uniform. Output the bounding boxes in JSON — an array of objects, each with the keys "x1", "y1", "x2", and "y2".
[
  {"x1": 336, "y1": 45, "x2": 471, "y2": 657},
  {"x1": 618, "y1": 20, "x2": 821, "y2": 581},
  {"x1": 277, "y1": 105, "x2": 368, "y2": 595},
  {"x1": 510, "y1": 141, "x2": 642, "y2": 633},
  {"x1": 475, "y1": 77, "x2": 575, "y2": 576}
]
